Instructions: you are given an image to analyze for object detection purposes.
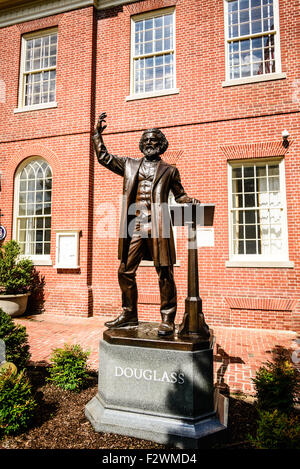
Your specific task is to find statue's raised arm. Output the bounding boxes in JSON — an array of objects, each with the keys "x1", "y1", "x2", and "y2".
[
  {"x1": 94, "y1": 112, "x2": 107, "y2": 145},
  {"x1": 93, "y1": 113, "x2": 126, "y2": 177}
]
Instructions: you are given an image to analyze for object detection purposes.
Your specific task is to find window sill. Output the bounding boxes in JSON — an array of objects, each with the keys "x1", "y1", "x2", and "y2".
[
  {"x1": 126, "y1": 88, "x2": 179, "y2": 101},
  {"x1": 226, "y1": 260, "x2": 294, "y2": 268},
  {"x1": 53, "y1": 265, "x2": 80, "y2": 269},
  {"x1": 222, "y1": 73, "x2": 286, "y2": 87},
  {"x1": 14, "y1": 102, "x2": 58, "y2": 113},
  {"x1": 20, "y1": 255, "x2": 52, "y2": 266}
]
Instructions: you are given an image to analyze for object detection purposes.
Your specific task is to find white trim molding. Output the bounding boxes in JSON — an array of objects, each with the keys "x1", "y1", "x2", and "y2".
[
  {"x1": 222, "y1": 72, "x2": 286, "y2": 87},
  {"x1": 0, "y1": 0, "x2": 138, "y2": 28},
  {"x1": 227, "y1": 157, "x2": 292, "y2": 267},
  {"x1": 126, "y1": 88, "x2": 179, "y2": 101},
  {"x1": 16, "y1": 27, "x2": 58, "y2": 111},
  {"x1": 223, "y1": 0, "x2": 283, "y2": 87},
  {"x1": 128, "y1": 7, "x2": 177, "y2": 100},
  {"x1": 96, "y1": 0, "x2": 137, "y2": 9},
  {"x1": 19, "y1": 254, "x2": 53, "y2": 266},
  {"x1": 14, "y1": 102, "x2": 58, "y2": 113},
  {"x1": 13, "y1": 156, "x2": 53, "y2": 263},
  {"x1": 226, "y1": 260, "x2": 294, "y2": 268},
  {"x1": 0, "y1": 1, "x2": 94, "y2": 28}
]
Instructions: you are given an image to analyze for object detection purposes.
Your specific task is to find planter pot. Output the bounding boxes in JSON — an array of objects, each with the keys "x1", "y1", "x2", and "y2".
[{"x1": 0, "y1": 293, "x2": 30, "y2": 317}]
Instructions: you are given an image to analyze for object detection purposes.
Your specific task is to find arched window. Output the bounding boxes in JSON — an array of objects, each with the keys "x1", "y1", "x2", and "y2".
[{"x1": 14, "y1": 158, "x2": 52, "y2": 260}]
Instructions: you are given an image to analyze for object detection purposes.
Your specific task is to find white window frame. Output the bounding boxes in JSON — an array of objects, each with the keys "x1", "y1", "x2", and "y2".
[
  {"x1": 127, "y1": 7, "x2": 179, "y2": 101},
  {"x1": 226, "y1": 158, "x2": 294, "y2": 268},
  {"x1": 223, "y1": 0, "x2": 286, "y2": 87},
  {"x1": 13, "y1": 157, "x2": 52, "y2": 266},
  {"x1": 15, "y1": 28, "x2": 58, "y2": 113}
]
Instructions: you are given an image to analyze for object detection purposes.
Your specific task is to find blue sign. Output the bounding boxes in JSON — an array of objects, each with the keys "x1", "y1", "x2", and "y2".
[{"x1": 0, "y1": 226, "x2": 6, "y2": 241}]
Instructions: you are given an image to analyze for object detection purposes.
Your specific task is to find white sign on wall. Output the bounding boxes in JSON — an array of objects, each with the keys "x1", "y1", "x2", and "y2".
[
  {"x1": 54, "y1": 230, "x2": 80, "y2": 269},
  {"x1": 197, "y1": 227, "x2": 214, "y2": 247}
]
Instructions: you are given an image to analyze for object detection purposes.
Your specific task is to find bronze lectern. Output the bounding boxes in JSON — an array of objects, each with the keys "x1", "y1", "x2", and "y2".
[{"x1": 171, "y1": 203, "x2": 215, "y2": 340}]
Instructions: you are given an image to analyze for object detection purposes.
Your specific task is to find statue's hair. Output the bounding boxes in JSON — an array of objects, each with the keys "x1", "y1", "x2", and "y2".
[{"x1": 139, "y1": 128, "x2": 169, "y2": 155}]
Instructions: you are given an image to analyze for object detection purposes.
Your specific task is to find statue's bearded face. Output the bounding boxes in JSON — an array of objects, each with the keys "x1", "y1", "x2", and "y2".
[
  {"x1": 139, "y1": 128, "x2": 168, "y2": 158},
  {"x1": 141, "y1": 131, "x2": 161, "y2": 159}
]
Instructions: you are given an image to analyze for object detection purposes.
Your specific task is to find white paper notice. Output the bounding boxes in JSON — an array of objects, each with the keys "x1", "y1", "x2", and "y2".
[
  {"x1": 58, "y1": 234, "x2": 76, "y2": 267},
  {"x1": 197, "y1": 228, "x2": 214, "y2": 247}
]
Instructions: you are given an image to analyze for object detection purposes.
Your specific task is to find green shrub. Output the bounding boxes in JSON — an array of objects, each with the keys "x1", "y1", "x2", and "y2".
[
  {"x1": 0, "y1": 240, "x2": 34, "y2": 295},
  {"x1": 0, "y1": 368, "x2": 36, "y2": 437},
  {"x1": 47, "y1": 344, "x2": 90, "y2": 392},
  {"x1": 249, "y1": 410, "x2": 300, "y2": 449},
  {"x1": 252, "y1": 352, "x2": 299, "y2": 413},
  {"x1": 0, "y1": 309, "x2": 30, "y2": 369}
]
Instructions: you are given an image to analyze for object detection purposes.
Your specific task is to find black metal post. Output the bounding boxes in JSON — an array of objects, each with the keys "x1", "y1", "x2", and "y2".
[{"x1": 178, "y1": 217, "x2": 210, "y2": 340}]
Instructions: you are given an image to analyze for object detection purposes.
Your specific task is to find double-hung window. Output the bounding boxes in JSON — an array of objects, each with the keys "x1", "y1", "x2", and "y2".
[
  {"x1": 18, "y1": 29, "x2": 57, "y2": 110},
  {"x1": 129, "y1": 8, "x2": 177, "y2": 99},
  {"x1": 228, "y1": 159, "x2": 291, "y2": 265},
  {"x1": 224, "y1": 0, "x2": 283, "y2": 83}
]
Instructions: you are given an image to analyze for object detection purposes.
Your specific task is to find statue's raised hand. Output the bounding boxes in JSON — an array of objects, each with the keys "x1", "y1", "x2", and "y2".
[{"x1": 95, "y1": 112, "x2": 107, "y2": 135}]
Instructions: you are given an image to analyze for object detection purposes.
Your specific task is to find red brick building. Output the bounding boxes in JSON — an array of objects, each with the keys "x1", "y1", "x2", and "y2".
[{"x1": 0, "y1": 0, "x2": 299, "y2": 332}]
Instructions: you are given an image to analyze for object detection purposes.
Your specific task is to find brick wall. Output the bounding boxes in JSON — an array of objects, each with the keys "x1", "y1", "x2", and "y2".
[{"x1": 0, "y1": 6, "x2": 96, "y2": 316}]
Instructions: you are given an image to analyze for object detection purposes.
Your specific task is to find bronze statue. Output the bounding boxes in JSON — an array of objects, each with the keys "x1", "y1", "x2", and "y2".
[{"x1": 93, "y1": 112, "x2": 200, "y2": 336}]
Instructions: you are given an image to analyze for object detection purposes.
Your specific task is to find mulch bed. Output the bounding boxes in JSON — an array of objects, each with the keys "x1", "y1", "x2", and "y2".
[{"x1": 0, "y1": 365, "x2": 258, "y2": 450}]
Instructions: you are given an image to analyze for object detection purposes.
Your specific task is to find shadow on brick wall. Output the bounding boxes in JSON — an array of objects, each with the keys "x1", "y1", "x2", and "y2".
[{"x1": 26, "y1": 268, "x2": 46, "y2": 315}]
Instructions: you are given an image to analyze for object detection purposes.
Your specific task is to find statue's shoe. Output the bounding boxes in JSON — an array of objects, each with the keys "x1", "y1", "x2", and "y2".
[
  {"x1": 104, "y1": 313, "x2": 138, "y2": 329},
  {"x1": 157, "y1": 321, "x2": 175, "y2": 336}
]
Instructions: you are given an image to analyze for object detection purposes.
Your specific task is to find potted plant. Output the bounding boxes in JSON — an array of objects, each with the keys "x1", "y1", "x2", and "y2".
[{"x1": 0, "y1": 240, "x2": 34, "y2": 317}]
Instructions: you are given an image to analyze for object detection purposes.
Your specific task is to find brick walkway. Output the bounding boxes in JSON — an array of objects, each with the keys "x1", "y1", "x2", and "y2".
[{"x1": 15, "y1": 314, "x2": 299, "y2": 395}]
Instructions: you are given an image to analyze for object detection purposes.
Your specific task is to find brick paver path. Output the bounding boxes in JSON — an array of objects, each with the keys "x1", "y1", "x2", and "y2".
[{"x1": 15, "y1": 314, "x2": 299, "y2": 394}]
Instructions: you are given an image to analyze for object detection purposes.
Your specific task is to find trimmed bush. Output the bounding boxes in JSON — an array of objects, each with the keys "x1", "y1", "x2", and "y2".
[
  {"x1": 252, "y1": 350, "x2": 299, "y2": 414},
  {"x1": 0, "y1": 240, "x2": 34, "y2": 295},
  {"x1": 47, "y1": 344, "x2": 90, "y2": 392},
  {"x1": 249, "y1": 410, "x2": 300, "y2": 449},
  {"x1": 0, "y1": 368, "x2": 36, "y2": 437},
  {"x1": 0, "y1": 308, "x2": 30, "y2": 369}
]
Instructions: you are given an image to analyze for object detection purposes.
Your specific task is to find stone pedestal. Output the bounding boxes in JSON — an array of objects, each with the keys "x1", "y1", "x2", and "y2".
[{"x1": 85, "y1": 322, "x2": 228, "y2": 449}]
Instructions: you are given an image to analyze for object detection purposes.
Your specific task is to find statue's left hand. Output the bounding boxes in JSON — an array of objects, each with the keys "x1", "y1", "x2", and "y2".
[
  {"x1": 95, "y1": 112, "x2": 107, "y2": 135},
  {"x1": 185, "y1": 196, "x2": 201, "y2": 204}
]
